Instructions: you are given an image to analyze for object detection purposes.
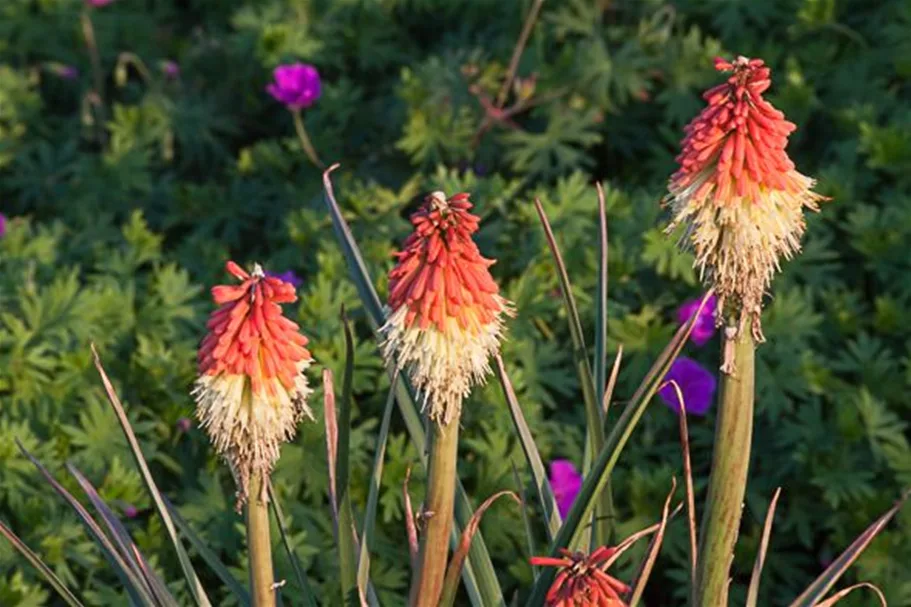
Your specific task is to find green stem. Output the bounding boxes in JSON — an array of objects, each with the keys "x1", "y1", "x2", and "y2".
[
  {"x1": 80, "y1": 10, "x2": 107, "y2": 145},
  {"x1": 247, "y1": 473, "x2": 276, "y2": 607},
  {"x1": 694, "y1": 327, "x2": 755, "y2": 606},
  {"x1": 292, "y1": 110, "x2": 325, "y2": 169},
  {"x1": 409, "y1": 422, "x2": 459, "y2": 607}
]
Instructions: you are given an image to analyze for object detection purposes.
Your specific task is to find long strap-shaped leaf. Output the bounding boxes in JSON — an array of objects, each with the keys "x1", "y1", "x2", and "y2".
[
  {"x1": 788, "y1": 489, "x2": 910, "y2": 607},
  {"x1": 525, "y1": 294, "x2": 709, "y2": 606},
  {"x1": 322, "y1": 164, "x2": 503, "y2": 607},
  {"x1": 17, "y1": 441, "x2": 156, "y2": 606},
  {"x1": 0, "y1": 519, "x2": 84, "y2": 607},
  {"x1": 493, "y1": 354, "x2": 561, "y2": 541},
  {"x1": 267, "y1": 484, "x2": 318, "y2": 607},
  {"x1": 91, "y1": 346, "x2": 212, "y2": 607},
  {"x1": 745, "y1": 487, "x2": 782, "y2": 607},
  {"x1": 534, "y1": 197, "x2": 612, "y2": 547}
]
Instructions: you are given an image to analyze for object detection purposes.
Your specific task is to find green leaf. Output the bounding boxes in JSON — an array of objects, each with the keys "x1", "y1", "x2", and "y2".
[
  {"x1": 267, "y1": 485, "x2": 317, "y2": 607},
  {"x1": 533, "y1": 196, "x2": 611, "y2": 546},
  {"x1": 0, "y1": 520, "x2": 84, "y2": 607},
  {"x1": 788, "y1": 490, "x2": 910, "y2": 607},
  {"x1": 493, "y1": 354, "x2": 561, "y2": 541},
  {"x1": 91, "y1": 346, "x2": 212, "y2": 607},
  {"x1": 357, "y1": 382, "x2": 397, "y2": 602}
]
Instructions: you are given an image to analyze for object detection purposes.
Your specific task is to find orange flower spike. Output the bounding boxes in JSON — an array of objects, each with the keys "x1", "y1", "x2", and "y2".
[
  {"x1": 381, "y1": 191, "x2": 513, "y2": 424},
  {"x1": 665, "y1": 56, "x2": 829, "y2": 349},
  {"x1": 193, "y1": 261, "x2": 313, "y2": 506},
  {"x1": 531, "y1": 547, "x2": 630, "y2": 607}
]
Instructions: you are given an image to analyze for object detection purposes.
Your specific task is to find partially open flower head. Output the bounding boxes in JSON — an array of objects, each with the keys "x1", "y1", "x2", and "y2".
[
  {"x1": 530, "y1": 546, "x2": 631, "y2": 606},
  {"x1": 665, "y1": 56, "x2": 828, "y2": 341},
  {"x1": 193, "y1": 261, "x2": 313, "y2": 506},
  {"x1": 380, "y1": 191, "x2": 512, "y2": 425}
]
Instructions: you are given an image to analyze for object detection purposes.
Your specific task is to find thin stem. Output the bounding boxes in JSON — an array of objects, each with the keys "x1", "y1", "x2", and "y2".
[
  {"x1": 694, "y1": 326, "x2": 755, "y2": 606},
  {"x1": 80, "y1": 10, "x2": 107, "y2": 144},
  {"x1": 409, "y1": 422, "x2": 459, "y2": 607},
  {"x1": 292, "y1": 110, "x2": 325, "y2": 169},
  {"x1": 496, "y1": 0, "x2": 546, "y2": 108},
  {"x1": 247, "y1": 473, "x2": 276, "y2": 607}
]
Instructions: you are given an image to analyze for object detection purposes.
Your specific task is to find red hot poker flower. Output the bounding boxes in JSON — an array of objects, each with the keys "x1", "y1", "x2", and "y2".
[
  {"x1": 530, "y1": 546, "x2": 631, "y2": 607},
  {"x1": 381, "y1": 191, "x2": 512, "y2": 425},
  {"x1": 665, "y1": 56, "x2": 827, "y2": 357},
  {"x1": 194, "y1": 261, "x2": 313, "y2": 505}
]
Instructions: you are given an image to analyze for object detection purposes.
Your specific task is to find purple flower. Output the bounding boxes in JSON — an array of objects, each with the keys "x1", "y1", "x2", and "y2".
[
  {"x1": 176, "y1": 417, "x2": 192, "y2": 433},
  {"x1": 266, "y1": 270, "x2": 303, "y2": 289},
  {"x1": 162, "y1": 60, "x2": 180, "y2": 79},
  {"x1": 677, "y1": 294, "x2": 717, "y2": 346},
  {"x1": 658, "y1": 357, "x2": 716, "y2": 416},
  {"x1": 0, "y1": 214, "x2": 6, "y2": 239},
  {"x1": 85, "y1": 0, "x2": 116, "y2": 6},
  {"x1": 266, "y1": 63, "x2": 321, "y2": 111},
  {"x1": 549, "y1": 459, "x2": 582, "y2": 518},
  {"x1": 123, "y1": 504, "x2": 138, "y2": 519}
]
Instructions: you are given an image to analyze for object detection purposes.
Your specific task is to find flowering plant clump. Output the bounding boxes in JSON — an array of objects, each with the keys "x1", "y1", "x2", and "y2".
[
  {"x1": 193, "y1": 261, "x2": 313, "y2": 504},
  {"x1": 381, "y1": 191, "x2": 512, "y2": 424},
  {"x1": 665, "y1": 56, "x2": 827, "y2": 344}
]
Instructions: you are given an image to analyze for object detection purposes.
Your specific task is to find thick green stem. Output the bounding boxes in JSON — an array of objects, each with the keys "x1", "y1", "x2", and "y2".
[
  {"x1": 247, "y1": 473, "x2": 276, "y2": 607},
  {"x1": 292, "y1": 110, "x2": 325, "y2": 169},
  {"x1": 409, "y1": 422, "x2": 459, "y2": 607},
  {"x1": 694, "y1": 328, "x2": 755, "y2": 606}
]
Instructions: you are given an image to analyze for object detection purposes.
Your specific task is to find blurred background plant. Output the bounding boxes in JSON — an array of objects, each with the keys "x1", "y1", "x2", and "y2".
[{"x1": 1, "y1": 0, "x2": 910, "y2": 605}]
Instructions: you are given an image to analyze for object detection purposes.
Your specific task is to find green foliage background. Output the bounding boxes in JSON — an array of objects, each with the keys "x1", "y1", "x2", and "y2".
[{"x1": 1, "y1": 0, "x2": 910, "y2": 604}]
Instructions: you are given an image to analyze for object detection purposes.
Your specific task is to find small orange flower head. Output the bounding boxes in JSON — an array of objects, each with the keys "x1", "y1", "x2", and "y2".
[
  {"x1": 665, "y1": 56, "x2": 828, "y2": 342},
  {"x1": 193, "y1": 261, "x2": 313, "y2": 504},
  {"x1": 380, "y1": 191, "x2": 512, "y2": 424},
  {"x1": 530, "y1": 546, "x2": 631, "y2": 606}
]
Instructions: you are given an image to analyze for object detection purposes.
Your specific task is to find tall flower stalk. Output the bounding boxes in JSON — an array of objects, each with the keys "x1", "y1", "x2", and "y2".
[
  {"x1": 193, "y1": 261, "x2": 314, "y2": 607},
  {"x1": 381, "y1": 191, "x2": 511, "y2": 605},
  {"x1": 664, "y1": 56, "x2": 827, "y2": 605}
]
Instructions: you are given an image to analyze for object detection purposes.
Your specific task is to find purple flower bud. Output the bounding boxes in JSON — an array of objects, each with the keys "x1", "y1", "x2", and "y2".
[
  {"x1": 123, "y1": 504, "x2": 138, "y2": 519},
  {"x1": 266, "y1": 270, "x2": 304, "y2": 289},
  {"x1": 176, "y1": 417, "x2": 192, "y2": 433},
  {"x1": 266, "y1": 63, "x2": 321, "y2": 111},
  {"x1": 677, "y1": 294, "x2": 717, "y2": 346},
  {"x1": 548, "y1": 459, "x2": 582, "y2": 518},
  {"x1": 658, "y1": 357, "x2": 717, "y2": 416},
  {"x1": 162, "y1": 60, "x2": 180, "y2": 79}
]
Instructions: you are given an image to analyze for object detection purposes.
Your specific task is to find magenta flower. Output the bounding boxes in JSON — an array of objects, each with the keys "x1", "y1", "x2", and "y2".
[
  {"x1": 549, "y1": 459, "x2": 582, "y2": 518},
  {"x1": 162, "y1": 60, "x2": 180, "y2": 79},
  {"x1": 122, "y1": 504, "x2": 138, "y2": 519},
  {"x1": 677, "y1": 294, "x2": 717, "y2": 346},
  {"x1": 85, "y1": 0, "x2": 116, "y2": 6},
  {"x1": 266, "y1": 270, "x2": 304, "y2": 289},
  {"x1": 658, "y1": 357, "x2": 716, "y2": 416},
  {"x1": 0, "y1": 214, "x2": 6, "y2": 239},
  {"x1": 266, "y1": 63, "x2": 321, "y2": 111}
]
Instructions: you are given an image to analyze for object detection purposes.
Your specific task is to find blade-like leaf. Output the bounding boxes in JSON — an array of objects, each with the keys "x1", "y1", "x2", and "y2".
[
  {"x1": 666, "y1": 379, "x2": 698, "y2": 602},
  {"x1": 746, "y1": 488, "x2": 782, "y2": 607},
  {"x1": 594, "y1": 182, "x2": 609, "y2": 414},
  {"x1": 403, "y1": 466, "x2": 419, "y2": 570},
  {"x1": 324, "y1": 369, "x2": 340, "y2": 526},
  {"x1": 91, "y1": 346, "x2": 212, "y2": 607},
  {"x1": 813, "y1": 583, "x2": 887, "y2": 607},
  {"x1": 66, "y1": 464, "x2": 177, "y2": 607},
  {"x1": 0, "y1": 519, "x2": 84, "y2": 607},
  {"x1": 323, "y1": 165, "x2": 503, "y2": 606},
  {"x1": 267, "y1": 484, "x2": 317, "y2": 607},
  {"x1": 357, "y1": 381, "x2": 397, "y2": 600},
  {"x1": 162, "y1": 497, "x2": 251, "y2": 604},
  {"x1": 788, "y1": 489, "x2": 910, "y2": 607},
  {"x1": 439, "y1": 491, "x2": 520, "y2": 607},
  {"x1": 510, "y1": 461, "x2": 538, "y2": 576},
  {"x1": 335, "y1": 311, "x2": 363, "y2": 607},
  {"x1": 493, "y1": 354, "x2": 561, "y2": 541},
  {"x1": 534, "y1": 197, "x2": 611, "y2": 546},
  {"x1": 17, "y1": 440, "x2": 155, "y2": 606},
  {"x1": 526, "y1": 294, "x2": 709, "y2": 606},
  {"x1": 602, "y1": 345, "x2": 623, "y2": 415},
  {"x1": 628, "y1": 479, "x2": 677, "y2": 607}
]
